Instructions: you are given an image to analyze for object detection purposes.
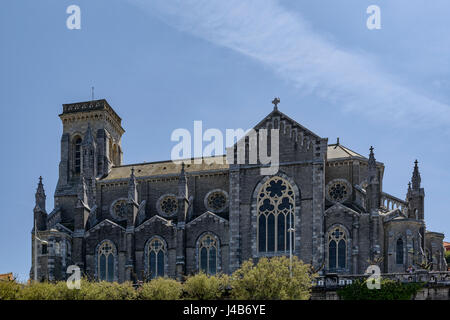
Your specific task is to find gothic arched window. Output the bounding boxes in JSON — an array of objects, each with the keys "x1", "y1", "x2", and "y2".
[
  {"x1": 328, "y1": 226, "x2": 347, "y2": 271},
  {"x1": 74, "y1": 137, "x2": 82, "y2": 174},
  {"x1": 257, "y1": 177, "x2": 295, "y2": 253},
  {"x1": 98, "y1": 241, "x2": 115, "y2": 282},
  {"x1": 147, "y1": 238, "x2": 166, "y2": 279},
  {"x1": 198, "y1": 234, "x2": 218, "y2": 275},
  {"x1": 396, "y1": 238, "x2": 404, "y2": 265}
]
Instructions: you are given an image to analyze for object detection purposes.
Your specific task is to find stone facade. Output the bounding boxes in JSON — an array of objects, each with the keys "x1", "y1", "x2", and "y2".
[{"x1": 30, "y1": 99, "x2": 447, "y2": 282}]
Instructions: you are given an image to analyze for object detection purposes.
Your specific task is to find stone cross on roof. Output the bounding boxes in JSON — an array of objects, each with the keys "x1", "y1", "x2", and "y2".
[{"x1": 272, "y1": 97, "x2": 280, "y2": 110}]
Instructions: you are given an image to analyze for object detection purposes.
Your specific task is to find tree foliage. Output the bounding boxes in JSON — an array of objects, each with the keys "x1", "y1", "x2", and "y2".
[
  {"x1": 230, "y1": 256, "x2": 315, "y2": 300},
  {"x1": 0, "y1": 257, "x2": 339, "y2": 301},
  {"x1": 77, "y1": 280, "x2": 137, "y2": 300},
  {"x1": 445, "y1": 251, "x2": 450, "y2": 265},
  {"x1": 139, "y1": 277, "x2": 182, "y2": 300},
  {"x1": 0, "y1": 280, "x2": 21, "y2": 300},
  {"x1": 183, "y1": 272, "x2": 229, "y2": 300},
  {"x1": 337, "y1": 278, "x2": 424, "y2": 300}
]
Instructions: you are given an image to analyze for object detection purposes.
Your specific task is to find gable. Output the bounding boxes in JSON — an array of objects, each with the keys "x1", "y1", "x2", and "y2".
[
  {"x1": 230, "y1": 108, "x2": 326, "y2": 165},
  {"x1": 135, "y1": 214, "x2": 175, "y2": 231},
  {"x1": 186, "y1": 211, "x2": 229, "y2": 227},
  {"x1": 86, "y1": 218, "x2": 126, "y2": 235},
  {"x1": 253, "y1": 108, "x2": 321, "y2": 139},
  {"x1": 325, "y1": 202, "x2": 361, "y2": 218}
]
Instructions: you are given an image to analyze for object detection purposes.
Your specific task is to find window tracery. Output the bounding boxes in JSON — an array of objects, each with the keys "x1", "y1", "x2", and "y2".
[{"x1": 257, "y1": 177, "x2": 295, "y2": 253}]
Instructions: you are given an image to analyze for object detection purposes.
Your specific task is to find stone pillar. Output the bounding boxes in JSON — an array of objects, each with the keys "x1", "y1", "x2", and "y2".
[
  {"x1": 352, "y1": 217, "x2": 359, "y2": 274},
  {"x1": 74, "y1": 179, "x2": 90, "y2": 272},
  {"x1": 406, "y1": 229, "x2": 413, "y2": 268},
  {"x1": 47, "y1": 237, "x2": 55, "y2": 282},
  {"x1": 311, "y1": 138, "x2": 327, "y2": 269},
  {"x1": 387, "y1": 230, "x2": 394, "y2": 273},
  {"x1": 228, "y1": 167, "x2": 241, "y2": 272},
  {"x1": 370, "y1": 214, "x2": 380, "y2": 260},
  {"x1": 56, "y1": 133, "x2": 70, "y2": 190},
  {"x1": 175, "y1": 221, "x2": 186, "y2": 280},
  {"x1": 125, "y1": 226, "x2": 135, "y2": 282},
  {"x1": 72, "y1": 230, "x2": 85, "y2": 271}
]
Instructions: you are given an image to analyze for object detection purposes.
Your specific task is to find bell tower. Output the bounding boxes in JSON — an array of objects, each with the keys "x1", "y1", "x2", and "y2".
[{"x1": 55, "y1": 99, "x2": 125, "y2": 227}]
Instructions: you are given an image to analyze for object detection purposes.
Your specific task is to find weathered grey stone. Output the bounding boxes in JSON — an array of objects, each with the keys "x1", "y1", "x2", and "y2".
[{"x1": 30, "y1": 99, "x2": 447, "y2": 282}]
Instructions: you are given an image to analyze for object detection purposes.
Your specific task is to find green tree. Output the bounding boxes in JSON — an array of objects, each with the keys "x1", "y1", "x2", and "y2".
[
  {"x1": 337, "y1": 278, "x2": 423, "y2": 300},
  {"x1": 18, "y1": 281, "x2": 75, "y2": 300},
  {"x1": 445, "y1": 251, "x2": 450, "y2": 265},
  {"x1": 230, "y1": 256, "x2": 315, "y2": 300},
  {"x1": 77, "y1": 280, "x2": 137, "y2": 300},
  {"x1": 139, "y1": 277, "x2": 182, "y2": 300},
  {"x1": 183, "y1": 273, "x2": 229, "y2": 300},
  {"x1": 0, "y1": 280, "x2": 21, "y2": 300}
]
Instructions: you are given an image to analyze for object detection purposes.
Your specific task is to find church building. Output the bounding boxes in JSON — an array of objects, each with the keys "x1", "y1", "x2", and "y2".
[{"x1": 31, "y1": 98, "x2": 447, "y2": 282}]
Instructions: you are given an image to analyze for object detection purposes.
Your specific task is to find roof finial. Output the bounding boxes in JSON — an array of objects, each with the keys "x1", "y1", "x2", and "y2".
[
  {"x1": 35, "y1": 176, "x2": 46, "y2": 212},
  {"x1": 368, "y1": 146, "x2": 376, "y2": 172},
  {"x1": 272, "y1": 97, "x2": 280, "y2": 110},
  {"x1": 178, "y1": 162, "x2": 188, "y2": 199},
  {"x1": 128, "y1": 167, "x2": 137, "y2": 203},
  {"x1": 336, "y1": 137, "x2": 340, "y2": 145},
  {"x1": 91, "y1": 86, "x2": 94, "y2": 101},
  {"x1": 367, "y1": 146, "x2": 378, "y2": 186},
  {"x1": 412, "y1": 159, "x2": 421, "y2": 190}
]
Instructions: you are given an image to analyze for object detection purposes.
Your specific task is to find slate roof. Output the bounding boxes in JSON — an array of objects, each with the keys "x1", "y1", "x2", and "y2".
[
  {"x1": 101, "y1": 144, "x2": 375, "y2": 180},
  {"x1": 327, "y1": 143, "x2": 367, "y2": 161},
  {"x1": 100, "y1": 155, "x2": 229, "y2": 181}
]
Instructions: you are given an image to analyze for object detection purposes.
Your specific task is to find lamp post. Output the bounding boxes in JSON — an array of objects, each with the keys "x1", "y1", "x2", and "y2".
[
  {"x1": 288, "y1": 205, "x2": 295, "y2": 278},
  {"x1": 34, "y1": 219, "x2": 48, "y2": 282}
]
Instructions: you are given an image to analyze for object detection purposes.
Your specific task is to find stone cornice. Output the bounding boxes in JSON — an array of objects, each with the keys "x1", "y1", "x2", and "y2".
[
  {"x1": 61, "y1": 99, "x2": 121, "y2": 121},
  {"x1": 59, "y1": 100, "x2": 125, "y2": 135}
]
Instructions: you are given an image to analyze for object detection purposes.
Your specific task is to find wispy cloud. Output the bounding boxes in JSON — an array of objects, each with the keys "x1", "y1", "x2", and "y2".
[{"x1": 130, "y1": 0, "x2": 450, "y2": 128}]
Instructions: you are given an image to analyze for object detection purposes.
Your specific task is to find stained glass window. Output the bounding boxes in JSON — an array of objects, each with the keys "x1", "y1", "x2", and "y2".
[
  {"x1": 148, "y1": 238, "x2": 165, "y2": 279},
  {"x1": 206, "y1": 190, "x2": 228, "y2": 212},
  {"x1": 199, "y1": 234, "x2": 218, "y2": 275},
  {"x1": 98, "y1": 241, "x2": 115, "y2": 282},
  {"x1": 329, "y1": 241, "x2": 337, "y2": 270},
  {"x1": 328, "y1": 226, "x2": 347, "y2": 271},
  {"x1": 113, "y1": 200, "x2": 127, "y2": 220},
  {"x1": 160, "y1": 195, "x2": 178, "y2": 216},
  {"x1": 329, "y1": 183, "x2": 348, "y2": 202},
  {"x1": 326, "y1": 179, "x2": 352, "y2": 203},
  {"x1": 257, "y1": 177, "x2": 295, "y2": 253}
]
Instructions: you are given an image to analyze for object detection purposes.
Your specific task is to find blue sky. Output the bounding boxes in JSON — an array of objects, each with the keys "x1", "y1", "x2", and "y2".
[{"x1": 1, "y1": 0, "x2": 449, "y2": 281}]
